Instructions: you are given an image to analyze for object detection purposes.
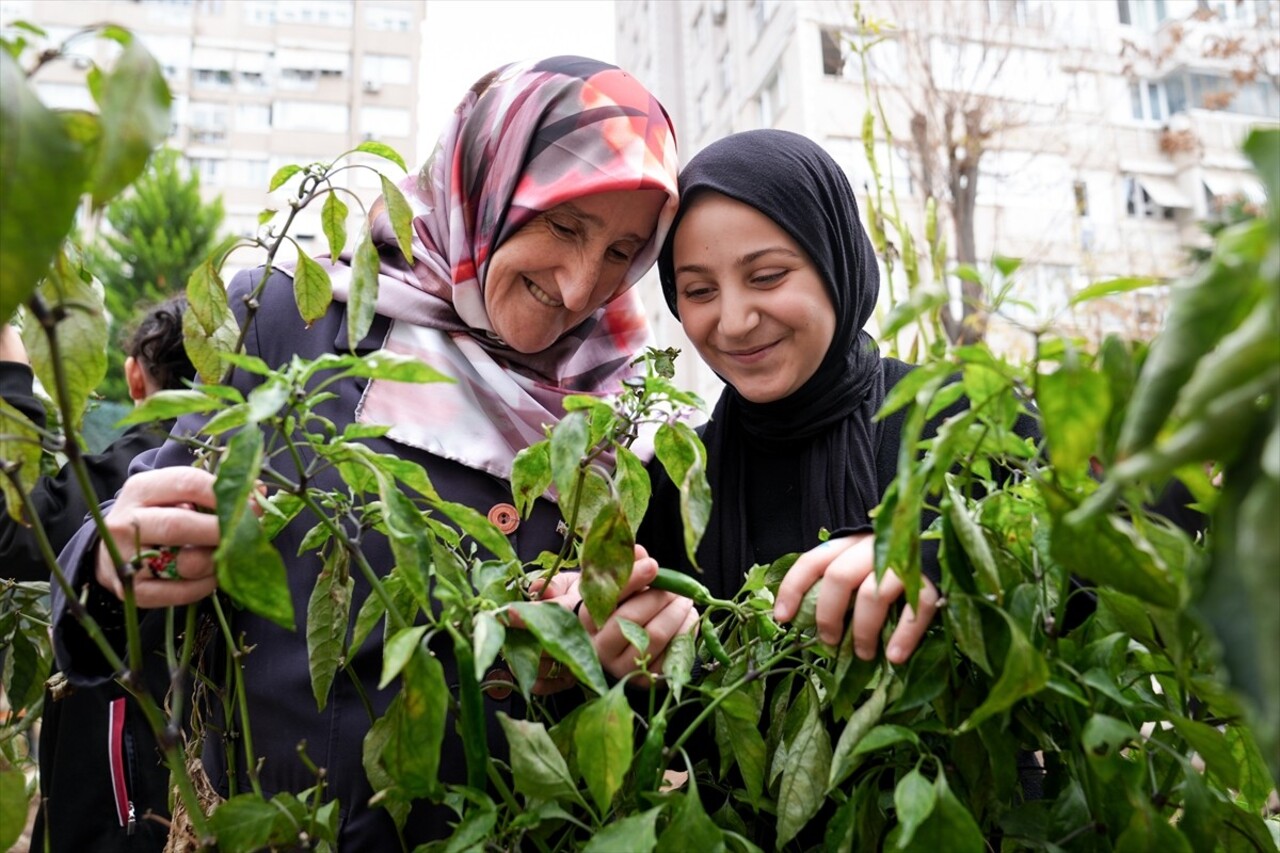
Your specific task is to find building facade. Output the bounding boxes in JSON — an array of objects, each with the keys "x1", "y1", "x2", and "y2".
[
  {"x1": 617, "y1": 0, "x2": 1278, "y2": 399},
  {"x1": 1, "y1": 0, "x2": 423, "y2": 259}
]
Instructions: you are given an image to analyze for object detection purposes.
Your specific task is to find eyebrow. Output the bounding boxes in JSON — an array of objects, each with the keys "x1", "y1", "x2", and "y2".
[
  {"x1": 555, "y1": 203, "x2": 649, "y2": 244},
  {"x1": 674, "y1": 246, "x2": 800, "y2": 276}
]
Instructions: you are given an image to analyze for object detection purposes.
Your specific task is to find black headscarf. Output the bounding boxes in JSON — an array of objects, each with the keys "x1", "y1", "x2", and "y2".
[{"x1": 655, "y1": 129, "x2": 885, "y2": 575}]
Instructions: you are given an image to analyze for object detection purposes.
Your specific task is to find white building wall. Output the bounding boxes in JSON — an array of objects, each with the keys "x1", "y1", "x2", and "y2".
[{"x1": 617, "y1": 0, "x2": 1278, "y2": 388}]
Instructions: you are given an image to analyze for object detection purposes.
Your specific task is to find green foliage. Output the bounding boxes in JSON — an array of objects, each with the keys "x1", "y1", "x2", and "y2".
[
  {"x1": 4, "y1": 17, "x2": 1277, "y2": 852},
  {"x1": 88, "y1": 147, "x2": 225, "y2": 401}
]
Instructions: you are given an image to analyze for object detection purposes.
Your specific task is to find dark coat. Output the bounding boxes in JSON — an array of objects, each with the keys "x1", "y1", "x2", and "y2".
[
  {"x1": 1, "y1": 362, "x2": 174, "y2": 853},
  {"x1": 52, "y1": 270, "x2": 571, "y2": 849}
]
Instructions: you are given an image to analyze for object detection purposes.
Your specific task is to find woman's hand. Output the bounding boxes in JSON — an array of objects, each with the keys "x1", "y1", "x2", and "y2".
[
  {"x1": 93, "y1": 467, "x2": 221, "y2": 608},
  {"x1": 772, "y1": 534, "x2": 939, "y2": 665},
  {"x1": 531, "y1": 544, "x2": 697, "y2": 691}
]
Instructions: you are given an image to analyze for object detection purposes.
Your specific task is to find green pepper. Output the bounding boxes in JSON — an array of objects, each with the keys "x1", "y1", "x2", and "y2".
[
  {"x1": 632, "y1": 715, "x2": 667, "y2": 794},
  {"x1": 700, "y1": 611, "x2": 732, "y2": 669},
  {"x1": 650, "y1": 566, "x2": 717, "y2": 608}
]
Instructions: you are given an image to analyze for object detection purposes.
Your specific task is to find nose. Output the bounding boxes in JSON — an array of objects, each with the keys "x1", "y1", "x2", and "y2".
[
  {"x1": 558, "y1": 253, "x2": 607, "y2": 313},
  {"x1": 717, "y1": 290, "x2": 759, "y2": 339}
]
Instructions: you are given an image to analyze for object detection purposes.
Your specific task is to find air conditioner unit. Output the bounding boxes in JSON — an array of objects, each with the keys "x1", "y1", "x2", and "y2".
[{"x1": 362, "y1": 79, "x2": 381, "y2": 93}]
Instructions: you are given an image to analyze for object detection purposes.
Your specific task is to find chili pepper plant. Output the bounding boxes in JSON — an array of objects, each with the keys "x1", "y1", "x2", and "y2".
[{"x1": 2, "y1": 21, "x2": 1277, "y2": 853}]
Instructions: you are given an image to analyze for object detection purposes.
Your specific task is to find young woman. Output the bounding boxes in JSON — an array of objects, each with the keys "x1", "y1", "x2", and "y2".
[
  {"x1": 643, "y1": 128, "x2": 1039, "y2": 663},
  {"x1": 51, "y1": 56, "x2": 692, "y2": 847}
]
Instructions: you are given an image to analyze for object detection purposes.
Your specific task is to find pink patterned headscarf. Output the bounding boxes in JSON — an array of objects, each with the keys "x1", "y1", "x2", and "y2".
[{"x1": 329, "y1": 56, "x2": 680, "y2": 482}]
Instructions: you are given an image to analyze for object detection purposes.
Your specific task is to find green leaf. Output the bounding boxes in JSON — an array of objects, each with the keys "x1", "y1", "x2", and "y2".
[
  {"x1": 385, "y1": 649, "x2": 448, "y2": 798},
  {"x1": 657, "y1": 790, "x2": 725, "y2": 853},
  {"x1": 0, "y1": 399, "x2": 43, "y2": 523},
  {"x1": 944, "y1": 592, "x2": 992, "y2": 675},
  {"x1": 617, "y1": 617, "x2": 650, "y2": 655},
  {"x1": 715, "y1": 688, "x2": 768, "y2": 804},
  {"x1": 508, "y1": 601, "x2": 608, "y2": 695},
  {"x1": 501, "y1": 628, "x2": 543, "y2": 701},
  {"x1": 776, "y1": 681, "x2": 833, "y2": 847},
  {"x1": 582, "y1": 807, "x2": 661, "y2": 853},
  {"x1": 1113, "y1": 806, "x2": 1193, "y2": 853},
  {"x1": 829, "y1": 677, "x2": 889, "y2": 789},
  {"x1": 208, "y1": 794, "x2": 280, "y2": 853},
  {"x1": 894, "y1": 767, "x2": 937, "y2": 848},
  {"x1": 320, "y1": 190, "x2": 348, "y2": 260},
  {"x1": 1170, "y1": 717, "x2": 1239, "y2": 790},
  {"x1": 269, "y1": 164, "x2": 302, "y2": 192},
  {"x1": 347, "y1": 227, "x2": 380, "y2": 349},
  {"x1": 292, "y1": 251, "x2": 333, "y2": 327},
  {"x1": 1039, "y1": 361, "x2": 1110, "y2": 477},
  {"x1": 498, "y1": 714, "x2": 576, "y2": 801},
  {"x1": 116, "y1": 389, "x2": 222, "y2": 426},
  {"x1": 355, "y1": 140, "x2": 407, "y2": 172},
  {"x1": 850, "y1": 724, "x2": 919, "y2": 760},
  {"x1": 550, "y1": 409, "x2": 590, "y2": 506},
  {"x1": 379, "y1": 174, "x2": 415, "y2": 264},
  {"x1": 434, "y1": 498, "x2": 518, "y2": 566},
  {"x1": 992, "y1": 255, "x2": 1022, "y2": 278},
  {"x1": 881, "y1": 285, "x2": 949, "y2": 340},
  {"x1": 889, "y1": 771, "x2": 984, "y2": 853},
  {"x1": 0, "y1": 52, "x2": 86, "y2": 322},
  {"x1": 472, "y1": 611, "x2": 506, "y2": 682},
  {"x1": 655, "y1": 421, "x2": 710, "y2": 569},
  {"x1": 511, "y1": 441, "x2": 552, "y2": 518},
  {"x1": 26, "y1": 250, "x2": 108, "y2": 430},
  {"x1": 1243, "y1": 127, "x2": 1279, "y2": 213},
  {"x1": 306, "y1": 548, "x2": 352, "y2": 711},
  {"x1": 943, "y1": 482, "x2": 1001, "y2": 599},
  {"x1": 183, "y1": 260, "x2": 240, "y2": 384},
  {"x1": 1053, "y1": 510, "x2": 1181, "y2": 609},
  {"x1": 663, "y1": 630, "x2": 695, "y2": 701},
  {"x1": 574, "y1": 684, "x2": 634, "y2": 812},
  {"x1": 380, "y1": 625, "x2": 428, "y2": 689},
  {"x1": 615, "y1": 444, "x2": 651, "y2": 533},
  {"x1": 0, "y1": 768, "x2": 26, "y2": 853},
  {"x1": 1068, "y1": 276, "x2": 1160, "y2": 307},
  {"x1": 580, "y1": 501, "x2": 634, "y2": 626},
  {"x1": 213, "y1": 428, "x2": 294, "y2": 629},
  {"x1": 959, "y1": 610, "x2": 1049, "y2": 731},
  {"x1": 89, "y1": 39, "x2": 171, "y2": 208}
]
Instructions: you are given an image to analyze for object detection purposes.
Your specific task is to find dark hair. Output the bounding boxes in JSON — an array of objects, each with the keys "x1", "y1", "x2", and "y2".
[{"x1": 126, "y1": 295, "x2": 196, "y2": 391}]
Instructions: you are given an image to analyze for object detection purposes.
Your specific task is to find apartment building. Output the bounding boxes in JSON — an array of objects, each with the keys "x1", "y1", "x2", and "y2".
[
  {"x1": 617, "y1": 0, "x2": 1278, "y2": 397},
  {"x1": 1, "y1": 0, "x2": 423, "y2": 256}
]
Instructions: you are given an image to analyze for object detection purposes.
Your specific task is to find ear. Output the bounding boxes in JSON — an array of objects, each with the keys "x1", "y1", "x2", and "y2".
[{"x1": 125, "y1": 356, "x2": 149, "y2": 403}]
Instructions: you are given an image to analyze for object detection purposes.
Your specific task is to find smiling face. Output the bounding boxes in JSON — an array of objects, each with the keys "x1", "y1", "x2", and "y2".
[
  {"x1": 673, "y1": 192, "x2": 836, "y2": 404},
  {"x1": 484, "y1": 189, "x2": 668, "y2": 354}
]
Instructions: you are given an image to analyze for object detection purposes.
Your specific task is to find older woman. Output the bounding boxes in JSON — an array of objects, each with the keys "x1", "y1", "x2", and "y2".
[{"x1": 52, "y1": 56, "x2": 691, "y2": 847}]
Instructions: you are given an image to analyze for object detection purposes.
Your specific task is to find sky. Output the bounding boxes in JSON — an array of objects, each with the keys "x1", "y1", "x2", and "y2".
[{"x1": 416, "y1": 0, "x2": 619, "y2": 164}]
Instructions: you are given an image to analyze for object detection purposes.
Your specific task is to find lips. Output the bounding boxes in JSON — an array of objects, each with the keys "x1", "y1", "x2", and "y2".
[
  {"x1": 524, "y1": 276, "x2": 563, "y2": 308},
  {"x1": 720, "y1": 341, "x2": 778, "y2": 363}
]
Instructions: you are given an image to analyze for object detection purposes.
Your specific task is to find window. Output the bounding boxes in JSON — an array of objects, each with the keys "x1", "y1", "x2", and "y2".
[
  {"x1": 359, "y1": 106, "x2": 411, "y2": 139},
  {"x1": 696, "y1": 86, "x2": 711, "y2": 133},
  {"x1": 189, "y1": 157, "x2": 225, "y2": 186},
  {"x1": 987, "y1": 0, "x2": 1045, "y2": 26},
  {"x1": 189, "y1": 102, "x2": 229, "y2": 143},
  {"x1": 365, "y1": 4, "x2": 413, "y2": 31},
  {"x1": 236, "y1": 103, "x2": 272, "y2": 132},
  {"x1": 193, "y1": 68, "x2": 233, "y2": 90},
  {"x1": 820, "y1": 29, "x2": 845, "y2": 77},
  {"x1": 1128, "y1": 80, "x2": 1167, "y2": 121},
  {"x1": 244, "y1": 0, "x2": 275, "y2": 26},
  {"x1": 1117, "y1": 0, "x2": 1168, "y2": 27},
  {"x1": 274, "y1": 100, "x2": 349, "y2": 132},
  {"x1": 1073, "y1": 180, "x2": 1089, "y2": 217},
  {"x1": 362, "y1": 54, "x2": 412, "y2": 87},
  {"x1": 1124, "y1": 175, "x2": 1180, "y2": 220},
  {"x1": 693, "y1": 9, "x2": 707, "y2": 48},
  {"x1": 229, "y1": 158, "x2": 269, "y2": 188}
]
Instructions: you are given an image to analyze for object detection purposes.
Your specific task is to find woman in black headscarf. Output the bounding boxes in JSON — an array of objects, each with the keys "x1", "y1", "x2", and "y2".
[{"x1": 643, "y1": 129, "x2": 1037, "y2": 663}]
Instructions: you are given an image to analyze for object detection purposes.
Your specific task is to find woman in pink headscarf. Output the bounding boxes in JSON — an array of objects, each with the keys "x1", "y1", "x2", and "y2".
[{"x1": 52, "y1": 56, "x2": 690, "y2": 847}]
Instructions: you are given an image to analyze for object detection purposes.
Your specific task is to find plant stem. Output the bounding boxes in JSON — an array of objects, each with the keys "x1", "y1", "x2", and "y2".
[{"x1": 212, "y1": 595, "x2": 263, "y2": 798}]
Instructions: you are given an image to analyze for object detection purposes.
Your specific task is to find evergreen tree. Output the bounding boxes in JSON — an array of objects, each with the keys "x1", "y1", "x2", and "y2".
[{"x1": 88, "y1": 148, "x2": 224, "y2": 401}]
